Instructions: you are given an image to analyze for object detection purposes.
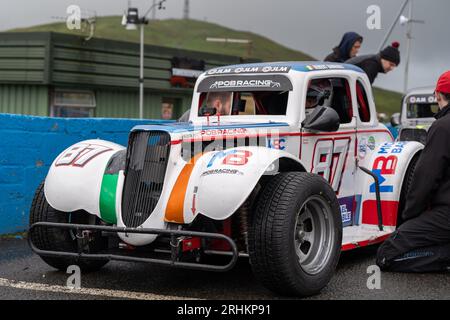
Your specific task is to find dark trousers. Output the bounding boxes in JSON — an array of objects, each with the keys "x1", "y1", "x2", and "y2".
[{"x1": 376, "y1": 208, "x2": 450, "y2": 272}]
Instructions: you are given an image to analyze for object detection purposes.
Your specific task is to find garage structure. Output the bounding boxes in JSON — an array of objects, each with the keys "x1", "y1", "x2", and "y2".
[{"x1": 0, "y1": 32, "x2": 249, "y2": 119}]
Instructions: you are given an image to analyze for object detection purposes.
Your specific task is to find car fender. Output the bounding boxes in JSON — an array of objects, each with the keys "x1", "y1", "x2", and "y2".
[
  {"x1": 355, "y1": 141, "x2": 423, "y2": 227},
  {"x1": 44, "y1": 140, "x2": 126, "y2": 220},
  {"x1": 164, "y1": 146, "x2": 307, "y2": 224}
]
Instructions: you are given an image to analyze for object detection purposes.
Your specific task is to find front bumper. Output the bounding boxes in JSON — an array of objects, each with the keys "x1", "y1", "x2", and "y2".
[{"x1": 28, "y1": 222, "x2": 239, "y2": 272}]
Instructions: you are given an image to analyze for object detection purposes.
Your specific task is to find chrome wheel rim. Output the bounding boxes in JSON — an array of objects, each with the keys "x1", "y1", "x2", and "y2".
[{"x1": 294, "y1": 195, "x2": 335, "y2": 275}]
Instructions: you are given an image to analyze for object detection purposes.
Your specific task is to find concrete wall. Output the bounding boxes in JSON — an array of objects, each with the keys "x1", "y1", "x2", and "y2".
[{"x1": 0, "y1": 113, "x2": 172, "y2": 234}]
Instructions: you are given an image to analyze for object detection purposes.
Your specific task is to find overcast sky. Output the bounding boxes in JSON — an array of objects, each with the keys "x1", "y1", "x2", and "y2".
[{"x1": 0, "y1": 0, "x2": 448, "y2": 93}]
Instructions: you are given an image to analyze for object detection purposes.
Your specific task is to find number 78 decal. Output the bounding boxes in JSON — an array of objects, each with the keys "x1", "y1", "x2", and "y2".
[{"x1": 311, "y1": 138, "x2": 351, "y2": 193}]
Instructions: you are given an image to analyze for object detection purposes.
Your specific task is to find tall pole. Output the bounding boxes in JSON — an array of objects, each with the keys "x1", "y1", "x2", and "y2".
[
  {"x1": 378, "y1": 0, "x2": 409, "y2": 52},
  {"x1": 404, "y1": 1, "x2": 413, "y2": 93},
  {"x1": 152, "y1": 0, "x2": 156, "y2": 20},
  {"x1": 184, "y1": 0, "x2": 189, "y2": 20},
  {"x1": 139, "y1": 23, "x2": 144, "y2": 119}
]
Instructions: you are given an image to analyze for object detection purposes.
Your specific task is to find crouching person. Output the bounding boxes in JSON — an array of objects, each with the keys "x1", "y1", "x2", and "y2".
[{"x1": 376, "y1": 71, "x2": 450, "y2": 272}]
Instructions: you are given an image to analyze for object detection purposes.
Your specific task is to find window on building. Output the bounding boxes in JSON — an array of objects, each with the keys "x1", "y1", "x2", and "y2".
[
  {"x1": 162, "y1": 98, "x2": 183, "y2": 120},
  {"x1": 51, "y1": 90, "x2": 96, "y2": 118}
]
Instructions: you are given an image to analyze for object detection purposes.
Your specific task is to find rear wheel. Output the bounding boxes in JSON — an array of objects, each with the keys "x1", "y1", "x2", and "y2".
[
  {"x1": 29, "y1": 181, "x2": 109, "y2": 272},
  {"x1": 248, "y1": 172, "x2": 342, "y2": 297},
  {"x1": 397, "y1": 154, "x2": 420, "y2": 226}
]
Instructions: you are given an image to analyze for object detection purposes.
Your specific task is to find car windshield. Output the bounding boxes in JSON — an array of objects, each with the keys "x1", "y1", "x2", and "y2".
[
  {"x1": 407, "y1": 103, "x2": 439, "y2": 119},
  {"x1": 197, "y1": 91, "x2": 289, "y2": 116}
]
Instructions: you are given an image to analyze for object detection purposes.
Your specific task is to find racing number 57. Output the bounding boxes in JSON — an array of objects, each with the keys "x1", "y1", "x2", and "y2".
[{"x1": 311, "y1": 138, "x2": 350, "y2": 193}]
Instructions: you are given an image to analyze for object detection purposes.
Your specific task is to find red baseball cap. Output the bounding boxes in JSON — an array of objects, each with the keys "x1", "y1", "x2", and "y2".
[{"x1": 436, "y1": 71, "x2": 450, "y2": 94}]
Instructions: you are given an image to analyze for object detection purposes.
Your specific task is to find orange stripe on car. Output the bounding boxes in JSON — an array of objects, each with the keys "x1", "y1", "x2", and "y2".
[{"x1": 165, "y1": 154, "x2": 203, "y2": 223}]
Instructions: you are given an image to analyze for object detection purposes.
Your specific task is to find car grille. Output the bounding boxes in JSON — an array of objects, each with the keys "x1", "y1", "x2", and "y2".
[{"x1": 121, "y1": 131, "x2": 171, "y2": 228}]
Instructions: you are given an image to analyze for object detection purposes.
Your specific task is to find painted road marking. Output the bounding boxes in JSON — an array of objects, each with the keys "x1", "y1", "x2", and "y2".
[{"x1": 0, "y1": 277, "x2": 194, "y2": 300}]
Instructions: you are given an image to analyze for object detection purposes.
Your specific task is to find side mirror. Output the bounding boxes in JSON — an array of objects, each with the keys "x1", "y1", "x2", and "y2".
[
  {"x1": 302, "y1": 106, "x2": 340, "y2": 132},
  {"x1": 390, "y1": 113, "x2": 401, "y2": 127}
]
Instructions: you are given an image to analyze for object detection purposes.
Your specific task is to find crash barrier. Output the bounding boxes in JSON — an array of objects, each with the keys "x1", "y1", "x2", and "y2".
[{"x1": 0, "y1": 113, "x2": 172, "y2": 234}]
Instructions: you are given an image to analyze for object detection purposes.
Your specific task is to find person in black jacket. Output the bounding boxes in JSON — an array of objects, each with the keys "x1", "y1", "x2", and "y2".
[
  {"x1": 324, "y1": 32, "x2": 363, "y2": 63},
  {"x1": 345, "y1": 42, "x2": 400, "y2": 84},
  {"x1": 376, "y1": 71, "x2": 450, "y2": 273}
]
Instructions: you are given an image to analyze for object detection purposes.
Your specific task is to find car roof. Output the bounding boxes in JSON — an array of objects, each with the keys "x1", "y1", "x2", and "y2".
[
  {"x1": 405, "y1": 86, "x2": 435, "y2": 96},
  {"x1": 204, "y1": 61, "x2": 365, "y2": 75}
]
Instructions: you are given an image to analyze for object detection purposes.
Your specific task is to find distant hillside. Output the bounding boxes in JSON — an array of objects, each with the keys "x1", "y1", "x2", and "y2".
[{"x1": 10, "y1": 17, "x2": 402, "y2": 115}]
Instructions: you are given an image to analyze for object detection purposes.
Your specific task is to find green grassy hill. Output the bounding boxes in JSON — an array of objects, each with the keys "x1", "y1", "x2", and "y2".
[{"x1": 10, "y1": 17, "x2": 402, "y2": 116}]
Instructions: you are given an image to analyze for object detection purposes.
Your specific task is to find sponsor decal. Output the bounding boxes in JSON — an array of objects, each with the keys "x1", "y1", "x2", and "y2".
[
  {"x1": 359, "y1": 137, "x2": 368, "y2": 159},
  {"x1": 377, "y1": 142, "x2": 406, "y2": 155},
  {"x1": 408, "y1": 95, "x2": 437, "y2": 104},
  {"x1": 209, "y1": 79, "x2": 281, "y2": 90},
  {"x1": 370, "y1": 155, "x2": 398, "y2": 193},
  {"x1": 367, "y1": 136, "x2": 376, "y2": 151},
  {"x1": 201, "y1": 169, "x2": 244, "y2": 177},
  {"x1": 268, "y1": 138, "x2": 286, "y2": 150},
  {"x1": 305, "y1": 64, "x2": 345, "y2": 71},
  {"x1": 197, "y1": 75, "x2": 293, "y2": 92},
  {"x1": 206, "y1": 65, "x2": 291, "y2": 75},
  {"x1": 201, "y1": 128, "x2": 248, "y2": 136},
  {"x1": 207, "y1": 150, "x2": 253, "y2": 168},
  {"x1": 340, "y1": 204, "x2": 352, "y2": 224}
]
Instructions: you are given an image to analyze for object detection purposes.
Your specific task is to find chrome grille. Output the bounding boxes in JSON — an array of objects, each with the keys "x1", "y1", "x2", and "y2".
[{"x1": 121, "y1": 131, "x2": 171, "y2": 228}]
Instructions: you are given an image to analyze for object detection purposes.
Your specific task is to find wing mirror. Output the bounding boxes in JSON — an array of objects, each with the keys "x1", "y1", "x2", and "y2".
[
  {"x1": 390, "y1": 112, "x2": 401, "y2": 127},
  {"x1": 302, "y1": 106, "x2": 340, "y2": 132}
]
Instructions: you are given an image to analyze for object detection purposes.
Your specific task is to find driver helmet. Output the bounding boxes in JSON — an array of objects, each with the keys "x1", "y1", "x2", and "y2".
[{"x1": 305, "y1": 79, "x2": 333, "y2": 116}]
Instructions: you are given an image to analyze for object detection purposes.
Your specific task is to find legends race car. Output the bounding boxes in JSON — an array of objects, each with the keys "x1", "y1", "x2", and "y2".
[
  {"x1": 29, "y1": 62, "x2": 423, "y2": 297},
  {"x1": 391, "y1": 87, "x2": 438, "y2": 144}
]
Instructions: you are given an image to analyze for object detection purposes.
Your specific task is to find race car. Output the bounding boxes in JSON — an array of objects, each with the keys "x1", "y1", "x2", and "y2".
[
  {"x1": 391, "y1": 86, "x2": 438, "y2": 144},
  {"x1": 28, "y1": 62, "x2": 423, "y2": 297}
]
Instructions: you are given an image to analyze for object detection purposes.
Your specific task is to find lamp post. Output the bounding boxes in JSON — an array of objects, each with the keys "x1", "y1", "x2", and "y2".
[
  {"x1": 377, "y1": 0, "x2": 424, "y2": 93},
  {"x1": 122, "y1": 1, "x2": 166, "y2": 119},
  {"x1": 399, "y1": 2, "x2": 424, "y2": 93}
]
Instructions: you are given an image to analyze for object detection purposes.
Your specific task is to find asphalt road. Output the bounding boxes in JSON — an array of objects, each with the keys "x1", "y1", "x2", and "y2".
[{"x1": 0, "y1": 238, "x2": 448, "y2": 300}]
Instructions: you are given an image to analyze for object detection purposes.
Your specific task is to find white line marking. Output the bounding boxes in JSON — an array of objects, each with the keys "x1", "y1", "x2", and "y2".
[{"x1": 0, "y1": 277, "x2": 194, "y2": 300}]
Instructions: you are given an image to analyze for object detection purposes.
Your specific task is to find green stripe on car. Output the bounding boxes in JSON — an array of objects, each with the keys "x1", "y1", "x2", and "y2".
[{"x1": 99, "y1": 174, "x2": 119, "y2": 224}]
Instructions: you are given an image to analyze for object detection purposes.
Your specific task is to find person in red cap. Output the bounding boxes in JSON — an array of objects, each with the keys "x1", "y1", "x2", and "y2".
[{"x1": 377, "y1": 71, "x2": 450, "y2": 273}]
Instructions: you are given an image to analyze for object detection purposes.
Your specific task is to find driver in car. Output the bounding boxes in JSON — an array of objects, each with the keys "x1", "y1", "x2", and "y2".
[
  {"x1": 305, "y1": 79, "x2": 333, "y2": 115},
  {"x1": 203, "y1": 91, "x2": 232, "y2": 116}
]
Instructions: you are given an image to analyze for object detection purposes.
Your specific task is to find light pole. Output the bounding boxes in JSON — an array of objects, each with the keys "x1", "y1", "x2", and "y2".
[
  {"x1": 122, "y1": 1, "x2": 166, "y2": 119},
  {"x1": 399, "y1": 2, "x2": 424, "y2": 93},
  {"x1": 377, "y1": 0, "x2": 424, "y2": 93}
]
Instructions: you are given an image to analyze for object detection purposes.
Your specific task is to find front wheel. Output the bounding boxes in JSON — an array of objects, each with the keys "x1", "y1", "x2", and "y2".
[
  {"x1": 29, "y1": 181, "x2": 109, "y2": 272},
  {"x1": 248, "y1": 172, "x2": 342, "y2": 297}
]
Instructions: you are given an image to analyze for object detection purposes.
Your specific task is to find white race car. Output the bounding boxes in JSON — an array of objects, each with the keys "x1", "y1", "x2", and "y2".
[
  {"x1": 29, "y1": 62, "x2": 423, "y2": 296},
  {"x1": 391, "y1": 86, "x2": 438, "y2": 144}
]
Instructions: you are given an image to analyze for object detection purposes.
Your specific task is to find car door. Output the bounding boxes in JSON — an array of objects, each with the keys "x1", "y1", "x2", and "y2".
[{"x1": 300, "y1": 76, "x2": 357, "y2": 227}]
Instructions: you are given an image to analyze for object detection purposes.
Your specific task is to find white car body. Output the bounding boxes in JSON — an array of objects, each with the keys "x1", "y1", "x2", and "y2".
[{"x1": 44, "y1": 62, "x2": 423, "y2": 250}]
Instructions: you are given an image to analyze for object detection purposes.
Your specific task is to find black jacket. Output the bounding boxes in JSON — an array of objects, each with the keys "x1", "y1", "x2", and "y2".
[
  {"x1": 345, "y1": 54, "x2": 384, "y2": 84},
  {"x1": 402, "y1": 104, "x2": 450, "y2": 221},
  {"x1": 325, "y1": 48, "x2": 344, "y2": 63}
]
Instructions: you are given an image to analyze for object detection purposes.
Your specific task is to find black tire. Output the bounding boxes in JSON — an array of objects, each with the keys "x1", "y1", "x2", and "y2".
[
  {"x1": 397, "y1": 153, "x2": 420, "y2": 226},
  {"x1": 248, "y1": 172, "x2": 342, "y2": 297},
  {"x1": 29, "y1": 181, "x2": 109, "y2": 272}
]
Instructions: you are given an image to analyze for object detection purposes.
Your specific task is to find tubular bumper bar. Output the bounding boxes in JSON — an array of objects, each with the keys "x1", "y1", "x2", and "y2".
[{"x1": 28, "y1": 222, "x2": 239, "y2": 272}]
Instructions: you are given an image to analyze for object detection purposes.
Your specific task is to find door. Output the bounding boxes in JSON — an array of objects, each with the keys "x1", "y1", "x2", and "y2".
[{"x1": 300, "y1": 76, "x2": 357, "y2": 227}]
